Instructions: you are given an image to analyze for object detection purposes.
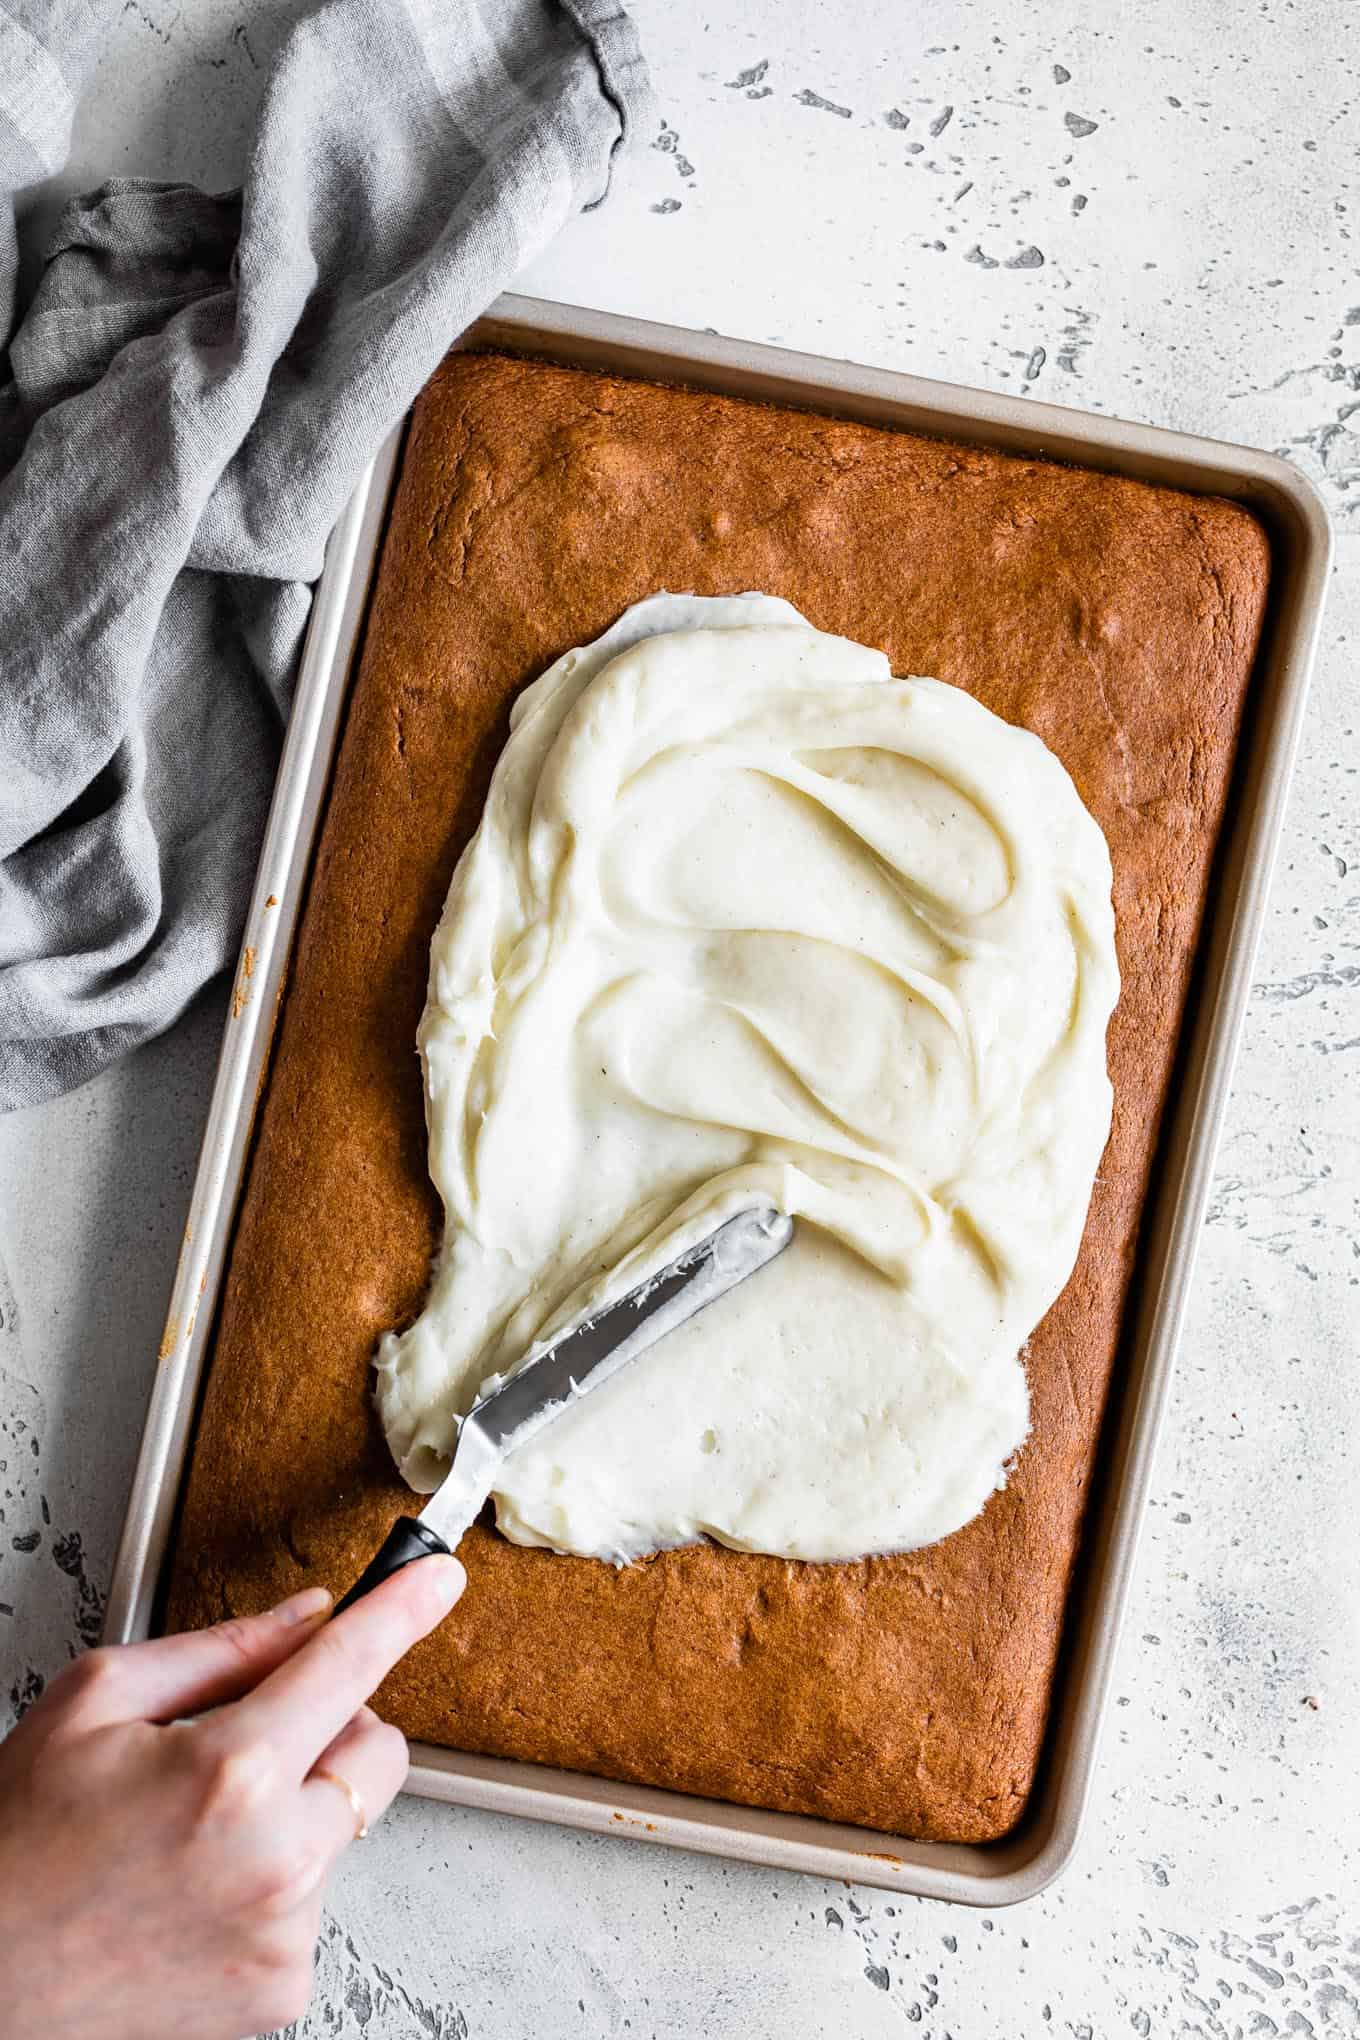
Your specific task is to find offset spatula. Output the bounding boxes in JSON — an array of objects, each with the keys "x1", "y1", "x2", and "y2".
[{"x1": 335, "y1": 1204, "x2": 794, "y2": 1612}]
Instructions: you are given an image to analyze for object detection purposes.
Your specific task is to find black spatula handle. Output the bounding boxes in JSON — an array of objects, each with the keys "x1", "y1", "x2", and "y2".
[{"x1": 333, "y1": 1515, "x2": 452, "y2": 1616}]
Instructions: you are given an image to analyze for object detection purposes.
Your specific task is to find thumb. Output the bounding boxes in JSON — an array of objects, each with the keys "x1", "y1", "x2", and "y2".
[{"x1": 55, "y1": 1587, "x2": 334, "y2": 1731}]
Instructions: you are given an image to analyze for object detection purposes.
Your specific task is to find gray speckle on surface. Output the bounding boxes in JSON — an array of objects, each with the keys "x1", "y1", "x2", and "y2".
[
  {"x1": 652, "y1": 122, "x2": 695, "y2": 180},
  {"x1": 1006, "y1": 244, "x2": 1045, "y2": 269},
  {"x1": 51, "y1": 1529, "x2": 104, "y2": 1647},
  {"x1": 1053, "y1": 62, "x2": 1071, "y2": 84},
  {"x1": 4, "y1": 1, "x2": 1359, "y2": 2034},
  {"x1": 8, "y1": 1665, "x2": 45, "y2": 1720},
  {"x1": 1056, "y1": 305, "x2": 1096, "y2": 376},
  {"x1": 1064, "y1": 110, "x2": 1099, "y2": 137},
  {"x1": 725, "y1": 59, "x2": 768, "y2": 90},
  {"x1": 794, "y1": 88, "x2": 852, "y2": 119}
]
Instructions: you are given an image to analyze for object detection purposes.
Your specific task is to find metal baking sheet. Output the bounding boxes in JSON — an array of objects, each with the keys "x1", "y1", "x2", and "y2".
[{"x1": 104, "y1": 294, "x2": 1332, "y2": 1906}]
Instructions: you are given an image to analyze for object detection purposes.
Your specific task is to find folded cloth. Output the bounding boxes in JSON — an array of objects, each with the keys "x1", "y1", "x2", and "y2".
[{"x1": 0, "y1": 0, "x2": 651, "y2": 1112}]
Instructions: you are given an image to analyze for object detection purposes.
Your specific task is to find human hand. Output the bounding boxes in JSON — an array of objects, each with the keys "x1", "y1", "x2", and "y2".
[{"x1": 0, "y1": 1557, "x2": 464, "y2": 2040}]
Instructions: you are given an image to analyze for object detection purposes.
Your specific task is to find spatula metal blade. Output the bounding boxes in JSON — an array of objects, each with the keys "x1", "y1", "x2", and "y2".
[{"x1": 418, "y1": 1203, "x2": 793, "y2": 1550}]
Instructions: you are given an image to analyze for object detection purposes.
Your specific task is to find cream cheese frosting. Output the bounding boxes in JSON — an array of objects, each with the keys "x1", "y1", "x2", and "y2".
[{"x1": 375, "y1": 593, "x2": 1119, "y2": 1564}]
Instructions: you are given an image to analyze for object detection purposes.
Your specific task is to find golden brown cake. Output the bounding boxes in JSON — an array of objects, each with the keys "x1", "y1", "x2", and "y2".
[{"x1": 166, "y1": 349, "x2": 1269, "y2": 1843}]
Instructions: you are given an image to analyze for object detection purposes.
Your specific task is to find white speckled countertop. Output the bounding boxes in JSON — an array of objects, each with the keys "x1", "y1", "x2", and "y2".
[{"x1": 2, "y1": 3, "x2": 1357, "y2": 2033}]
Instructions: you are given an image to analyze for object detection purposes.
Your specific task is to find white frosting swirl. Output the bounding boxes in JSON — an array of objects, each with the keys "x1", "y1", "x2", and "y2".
[{"x1": 376, "y1": 594, "x2": 1118, "y2": 1563}]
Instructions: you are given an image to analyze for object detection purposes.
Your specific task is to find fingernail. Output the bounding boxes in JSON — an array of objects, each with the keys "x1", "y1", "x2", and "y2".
[
  {"x1": 425, "y1": 1557, "x2": 466, "y2": 1611},
  {"x1": 273, "y1": 1585, "x2": 333, "y2": 1625}
]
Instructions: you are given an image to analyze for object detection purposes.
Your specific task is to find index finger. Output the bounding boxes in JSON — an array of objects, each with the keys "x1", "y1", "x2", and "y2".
[{"x1": 224, "y1": 1556, "x2": 465, "y2": 1776}]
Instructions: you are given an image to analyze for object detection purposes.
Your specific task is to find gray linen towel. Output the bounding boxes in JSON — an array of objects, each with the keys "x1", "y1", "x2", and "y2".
[{"x1": 0, "y1": 0, "x2": 652, "y2": 1112}]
